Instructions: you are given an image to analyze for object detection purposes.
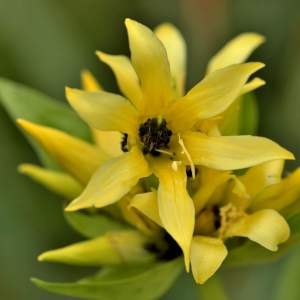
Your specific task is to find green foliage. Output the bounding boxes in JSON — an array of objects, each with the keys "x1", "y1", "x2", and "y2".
[
  {"x1": 239, "y1": 93, "x2": 259, "y2": 135},
  {"x1": 64, "y1": 211, "x2": 129, "y2": 238},
  {"x1": 274, "y1": 246, "x2": 300, "y2": 300},
  {"x1": 32, "y1": 259, "x2": 182, "y2": 300},
  {"x1": 219, "y1": 93, "x2": 259, "y2": 136},
  {"x1": 0, "y1": 78, "x2": 91, "y2": 169}
]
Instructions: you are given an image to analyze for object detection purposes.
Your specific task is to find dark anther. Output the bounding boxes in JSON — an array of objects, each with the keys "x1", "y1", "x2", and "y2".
[
  {"x1": 213, "y1": 206, "x2": 221, "y2": 229},
  {"x1": 121, "y1": 133, "x2": 129, "y2": 152},
  {"x1": 138, "y1": 118, "x2": 172, "y2": 156},
  {"x1": 186, "y1": 166, "x2": 198, "y2": 177}
]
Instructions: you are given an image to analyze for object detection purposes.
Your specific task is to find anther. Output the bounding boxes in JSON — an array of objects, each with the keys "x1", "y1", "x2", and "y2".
[
  {"x1": 138, "y1": 118, "x2": 173, "y2": 156},
  {"x1": 121, "y1": 133, "x2": 129, "y2": 152}
]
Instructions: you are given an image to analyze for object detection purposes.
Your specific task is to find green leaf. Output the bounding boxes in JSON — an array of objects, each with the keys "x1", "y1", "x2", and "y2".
[
  {"x1": 31, "y1": 259, "x2": 183, "y2": 300},
  {"x1": 239, "y1": 93, "x2": 259, "y2": 135},
  {"x1": 274, "y1": 246, "x2": 300, "y2": 300},
  {"x1": 225, "y1": 212, "x2": 300, "y2": 267},
  {"x1": 0, "y1": 77, "x2": 91, "y2": 168},
  {"x1": 219, "y1": 93, "x2": 259, "y2": 136},
  {"x1": 64, "y1": 211, "x2": 129, "y2": 238}
]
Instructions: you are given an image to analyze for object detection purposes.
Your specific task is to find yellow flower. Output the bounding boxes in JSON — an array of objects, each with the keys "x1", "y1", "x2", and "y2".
[
  {"x1": 62, "y1": 19, "x2": 293, "y2": 270},
  {"x1": 132, "y1": 160, "x2": 299, "y2": 284}
]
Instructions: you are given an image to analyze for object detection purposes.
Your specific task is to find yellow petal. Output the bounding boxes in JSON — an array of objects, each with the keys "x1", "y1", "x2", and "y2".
[
  {"x1": 96, "y1": 51, "x2": 143, "y2": 110},
  {"x1": 153, "y1": 160, "x2": 195, "y2": 271},
  {"x1": 66, "y1": 87, "x2": 138, "y2": 136},
  {"x1": 207, "y1": 33, "x2": 265, "y2": 73},
  {"x1": 118, "y1": 186, "x2": 160, "y2": 236},
  {"x1": 125, "y1": 18, "x2": 173, "y2": 115},
  {"x1": 182, "y1": 132, "x2": 294, "y2": 170},
  {"x1": 130, "y1": 192, "x2": 162, "y2": 226},
  {"x1": 166, "y1": 63, "x2": 264, "y2": 132},
  {"x1": 225, "y1": 209, "x2": 290, "y2": 251},
  {"x1": 239, "y1": 77, "x2": 266, "y2": 96},
  {"x1": 155, "y1": 23, "x2": 186, "y2": 97},
  {"x1": 240, "y1": 160, "x2": 284, "y2": 198},
  {"x1": 17, "y1": 119, "x2": 106, "y2": 184},
  {"x1": 92, "y1": 130, "x2": 123, "y2": 157},
  {"x1": 38, "y1": 231, "x2": 154, "y2": 266},
  {"x1": 251, "y1": 167, "x2": 300, "y2": 212},
  {"x1": 65, "y1": 147, "x2": 150, "y2": 211},
  {"x1": 193, "y1": 168, "x2": 231, "y2": 213},
  {"x1": 18, "y1": 164, "x2": 83, "y2": 200},
  {"x1": 80, "y1": 69, "x2": 102, "y2": 91},
  {"x1": 190, "y1": 236, "x2": 227, "y2": 284}
]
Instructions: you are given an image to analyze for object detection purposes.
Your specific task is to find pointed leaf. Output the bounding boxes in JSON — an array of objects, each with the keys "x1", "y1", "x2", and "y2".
[
  {"x1": 32, "y1": 259, "x2": 182, "y2": 300},
  {"x1": 64, "y1": 211, "x2": 128, "y2": 238}
]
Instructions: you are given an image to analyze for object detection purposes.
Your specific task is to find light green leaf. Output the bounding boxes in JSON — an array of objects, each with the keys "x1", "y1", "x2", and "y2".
[
  {"x1": 31, "y1": 259, "x2": 183, "y2": 300},
  {"x1": 0, "y1": 77, "x2": 91, "y2": 168},
  {"x1": 219, "y1": 93, "x2": 258, "y2": 136},
  {"x1": 225, "y1": 212, "x2": 300, "y2": 267},
  {"x1": 274, "y1": 246, "x2": 300, "y2": 300},
  {"x1": 64, "y1": 211, "x2": 129, "y2": 238},
  {"x1": 239, "y1": 93, "x2": 259, "y2": 135}
]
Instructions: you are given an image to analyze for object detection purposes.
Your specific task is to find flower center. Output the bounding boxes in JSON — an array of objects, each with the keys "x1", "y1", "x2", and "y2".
[{"x1": 138, "y1": 118, "x2": 172, "y2": 156}]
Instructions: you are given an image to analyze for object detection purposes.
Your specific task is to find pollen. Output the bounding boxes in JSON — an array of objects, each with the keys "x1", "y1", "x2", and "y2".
[{"x1": 138, "y1": 118, "x2": 172, "y2": 156}]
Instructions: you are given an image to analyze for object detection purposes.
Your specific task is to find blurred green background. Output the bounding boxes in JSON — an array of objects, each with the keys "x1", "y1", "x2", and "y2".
[{"x1": 0, "y1": 0, "x2": 300, "y2": 299}]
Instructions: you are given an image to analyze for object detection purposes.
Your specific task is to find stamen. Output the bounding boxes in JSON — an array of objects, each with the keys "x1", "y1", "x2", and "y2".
[
  {"x1": 218, "y1": 203, "x2": 245, "y2": 238},
  {"x1": 138, "y1": 118, "x2": 173, "y2": 156},
  {"x1": 178, "y1": 134, "x2": 196, "y2": 179},
  {"x1": 171, "y1": 160, "x2": 182, "y2": 171},
  {"x1": 121, "y1": 133, "x2": 129, "y2": 152},
  {"x1": 186, "y1": 166, "x2": 198, "y2": 178},
  {"x1": 155, "y1": 149, "x2": 174, "y2": 156}
]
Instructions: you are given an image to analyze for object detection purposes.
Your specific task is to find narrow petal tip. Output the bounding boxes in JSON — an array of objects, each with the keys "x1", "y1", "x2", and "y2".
[
  {"x1": 95, "y1": 50, "x2": 107, "y2": 61},
  {"x1": 64, "y1": 199, "x2": 85, "y2": 212},
  {"x1": 16, "y1": 118, "x2": 36, "y2": 133}
]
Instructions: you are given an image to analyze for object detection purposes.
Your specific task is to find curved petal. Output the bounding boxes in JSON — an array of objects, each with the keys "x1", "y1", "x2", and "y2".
[
  {"x1": 193, "y1": 168, "x2": 231, "y2": 213},
  {"x1": 166, "y1": 63, "x2": 264, "y2": 132},
  {"x1": 96, "y1": 51, "x2": 143, "y2": 110},
  {"x1": 118, "y1": 186, "x2": 159, "y2": 236},
  {"x1": 240, "y1": 160, "x2": 284, "y2": 198},
  {"x1": 92, "y1": 130, "x2": 123, "y2": 157},
  {"x1": 80, "y1": 69, "x2": 102, "y2": 91},
  {"x1": 190, "y1": 236, "x2": 227, "y2": 284},
  {"x1": 251, "y1": 167, "x2": 300, "y2": 212},
  {"x1": 66, "y1": 87, "x2": 139, "y2": 136},
  {"x1": 65, "y1": 147, "x2": 150, "y2": 211},
  {"x1": 18, "y1": 164, "x2": 83, "y2": 200},
  {"x1": 207, "y1": 33, "x2": 265, "y2": 73},
  {"x1": 38, "y1": 231, "x2": 154, "y2": 266},
  {"x1": 155, "y1": 23, "x2": 186, "y2": 97},
  {"x1": 239, "y1": 77, "x2": 265, "y2": 96},
  {"x1": 125, "y1": 18, "x2": 173, "y2": 115},
  {"x1": 225, "y1": 209, "x2": 290, "y2": 251},
  {"x1": 153, "y1": 160, "x2": 195, "y2": 271},
  {"x1": 17, "y1": 119, "x2": 106, "y2": 184},
  {"x1": 130, "y1": 192, "x2": 162, "y2": 226},
  {"x1": 182, "y1": 132, "x2": 294, "y2": 170}
]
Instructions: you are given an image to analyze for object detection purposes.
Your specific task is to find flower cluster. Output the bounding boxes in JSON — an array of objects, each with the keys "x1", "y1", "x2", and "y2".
[{"x1": 12, "y1": 19, "x2": 300, "y2": 297}]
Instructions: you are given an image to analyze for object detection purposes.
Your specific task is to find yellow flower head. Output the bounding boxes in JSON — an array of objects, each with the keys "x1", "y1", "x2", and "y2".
[
  {"x1": 59, "y1": 19, "x2": 293, "y2": 270},
  {"x1": 16, "y1": 19, "x2": 296, "y2": 280}
]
